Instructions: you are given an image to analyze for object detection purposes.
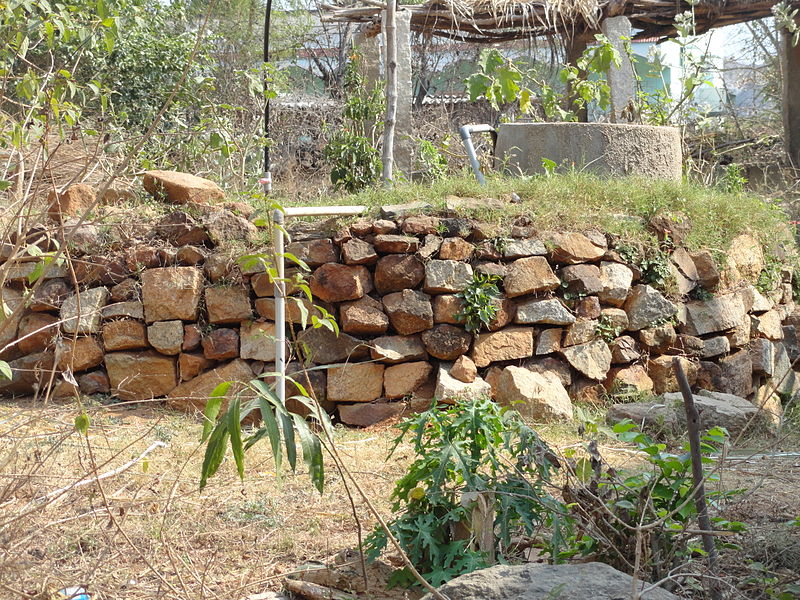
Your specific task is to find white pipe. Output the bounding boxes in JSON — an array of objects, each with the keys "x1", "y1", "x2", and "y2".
[{"x1": 273, "y1": 205, "x2": 366, "y2": 408}]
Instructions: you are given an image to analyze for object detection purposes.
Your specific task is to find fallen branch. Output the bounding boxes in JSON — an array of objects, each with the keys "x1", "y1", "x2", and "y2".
[{"x1": 283, "y1": 578, "x2": 353, "y2": 600}]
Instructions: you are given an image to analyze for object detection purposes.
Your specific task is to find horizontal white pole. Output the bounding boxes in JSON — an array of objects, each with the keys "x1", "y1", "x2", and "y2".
[{"x1": 284, "y1": 205, "x2": 366, "y2": 217}]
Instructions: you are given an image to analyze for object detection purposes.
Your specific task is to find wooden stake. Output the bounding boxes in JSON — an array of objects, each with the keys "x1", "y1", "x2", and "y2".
[{"x1": 382, "y1": 0, "x2": 397, "y2": 185}]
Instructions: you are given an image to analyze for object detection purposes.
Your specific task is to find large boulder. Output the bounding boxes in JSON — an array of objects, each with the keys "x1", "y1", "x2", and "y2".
[
  {"x1": 434, "y1": 363, "x2": 492, "y2": 403},
  {"x1": 141, "y1": 267, "x2": 204, "y2": 323},
  {"x1": 383, "y1": 289, "x2": 434, "y2": 335},
  {"x1": 327, "y1": 363, "x2": 384, "y2": 402},
  {"x1": 421, "y1": 562, "x2": 679, "y2": 600},
  {"x1": 60, "y1": 287, "x2": 109, "y2": 334},
  {"x1": 623, "y1": 285, "x2": 677, "y2": 331},
  {"x1": 309, "y1": 263, "x2": 368, "y2": 303},
  {"x1": 496, "y1": 366, "x2": 573, "y2": 421},
  {"x1": 105, "y1": 351, "x2": 177, "y2": 401},
  {"x1": 143, "y1": 170, "x2": 225, "y2": 205},
  {"x1": 167, "y1": 359, "x2": 254, "y2": 412},
  {"x1": 561, "y1": 339, "x2": 612, "y2": 381},
  {"x1": 683, "y1": 292, "x2": 748, "y2": 336},
  {"x1": 471, "y1": 327, "x2": 534, "y2": 368}
]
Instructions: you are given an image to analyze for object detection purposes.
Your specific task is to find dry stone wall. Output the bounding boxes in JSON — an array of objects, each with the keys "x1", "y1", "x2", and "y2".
[{"x1": 2, "y1": 176, "x2": 798, "y2": 428}]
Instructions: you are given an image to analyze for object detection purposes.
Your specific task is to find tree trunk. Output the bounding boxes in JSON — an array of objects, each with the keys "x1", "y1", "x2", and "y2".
[{"x1": 382, "y1": 1, "x2": 398, "y2": 185}]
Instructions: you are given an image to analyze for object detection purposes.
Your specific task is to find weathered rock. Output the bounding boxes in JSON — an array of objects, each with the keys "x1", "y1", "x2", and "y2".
[
  {"x1": 749, "y1": 338, "x2": 774, "y2": 376},
  {"x1": 772, "y1": 342, "x2": 799, "y2": 397},
  {"x1": 101, "y1": 301, "x2": 144, "y2": 320},
  {"x1": 660, "y1": 390, "x2": 763, "y2": 435},
  {"x1": 438, "y1": 238, "x2": 474, "y2": 261},
  {"x1": 102, "y1": 319, "x2": 148, "y2": 351},
  {"x1": 383, "y1": 289, "x2": 433, "y2": 335},
  {"x1": 549, "y1": 232, "x2": 606, "y2": 264},
  {"x1": 570, "y1": 376, "x2": 607, "y2": 404},
  {"x1": 669, "y1": 333, "x2": 704, "y2": 356},
  {"x1": 110, "y1": 278, "x2": 140, "y2": 302},
  {"x1": 384, "y1": 361, "x2": 433, "y2": 398},
  {"x1": 143, "y1": 170, "x2": 225, "y2": 205},
  {"x1": 439, "y1": 217, "x2": 473, "y2": 238},
  {"x1": 4, "y1": 259, "x2": 68, "y2": 283},
  {"x1": 741, "y1": 285, "x2": 773, "y2": 313},
  {"x1": 60, "y1": 286, "x2": 110, "y2": 335},
  {"x1": 286, "y1": 239, "x2": 339, "y2": 267},
  {"x1": 604, "y1": 364, "x2": 654, "y2": 393},
  {"x1": 417, "y1": 234, "x2": 443, "y2": 260},
  {"x1": 639, "y1": 323, "x2": 677, "y2": 354},
  {"x1": 524, "y1": 356, "x2": 572, "y2": 387},
  {"x1": 690, "y1": 250, "x2": 720, "y2": 290},
  {"x1": 78, "y1": 370, "x2": 110, "y2": 395},
  {"x1": 154, "y1": 211, "x2": 209, "y2": 246},
  {"x1": 669, "y1": 247, "x2": 699, "y2": 294},
  {"x1": 167, "y1": 359, "x2": 254, "y2": 412},
  {"x1": 205, "y1": 286, "x2": 252, "y2": 324},
  {"x1": 725, "y1": 314, "x2": 752, "y2": 348},
  {"x1": 475, "y1": 262, "x2": 507, "y2": 279},
  {"x1": 607, "y1": 401, "x2": 679, "y2": 433},
  {"x1": 515, "y1": 298, "x2": 575, "y2": 325},
  {"x1": 751, "y1": 310, "x2": 784, "y2": 341},
  {"x1": 202, "y1": 328, "x2": 239, "y2": 360},
  {"x1": 239, "y1": 321, "x2": 276, "y2": 362},
  {"x1": 536, "y1": 328, "x2": 562, "y2": 355},
  {"x1": 563, "y1": 319, "x2": 597, "y2": 347},
  {"x1": 496, "y1": 366, "x2": 573, "y2": 421},
  {"x1": 373, "y1": 234, "x2": 419, "y2": 253},
  {"x1": 56, "y1": 336, "x2": 104, "y2": 372},
  {"x1": 433, "y1": 294, "x2": 465, "y2": 324},
  {"x1": 105, "y1": 351, "x2": 177, "y2": 401},
  {"x1": 374, "y1": 254, "x2": 425, "y2": 294},
  {"x1": 17, "y1": 313, "x2": 59, "y2": 354},
  {"x1": 47, "y1": 183, "x2": 96, "y2": 221},
  {"x1": 0, "y1": 352, "x2": 55, "y2": 395},
  {"x1": 714, "y1": 350, "x2": 752, "y2": 397},
  {"x1": 339, "y1": 402, "x2": 403, "y2": 427},
  {"x1": 254, "y1": 297, "x2": 323, "y2": 325},
  {"x1": 421, "y1": 560, "x2": 679, "y2": 600},
  {"x1": 402, "y1": 215, "x2": 439, "y2": 235},
  {"x1": 560, "y1": 264, "x2": 602, "y2": 295},
  {"x1": 648, "y1": 211, "x2": 691, "y2": 246},
  {"x1": 610, "y1": 335, "x2": 640, "y2": 363},
  {"x1": 424, "y1": 260, "x2": 473, "y2": 294},
  {"x1": 141, "y1": 267, "x2": 203, "y2": 323},
  {"x1": 327, "y1": 363, "x2": 384, "y2": 402},
  {"x1": 180, "y1": 324, "x2": 201, "y2": 352},
  {"x1": 421, "y1": 324, "x2": 472, "y2": 360},
  {"x1": 178, "y1": 352, "x2": 215, "y2": 381},
  {"x1": 471, "y1": 327, "x2": 534, "y2": 368},
  {"x1": 176, "y1": 245, "x2": 207, "y2": 266},
  {"x1": 484, "y1": 365, "x2": 503, "y2": 398},
  {"x1": 147, "y1": 320, "x2": 184, "y2": 355},
  {"x1": 341, "y1": 238, "x2": 378, "y2": 266},
  {"x1": 572, "y1": 296, "x2": 600, "y2": 319},
  {"x1": 503, "y1": 257, "x2": 560, "y2": 298},
  {"x1": 310, "y1": 263, "x2": 366, "y2": 303},
  {"x1": 701, "y1": 336, "x2": 730, "y2": 358},
  {"x1": 647, "y1": 355, "x2": 698, "y2": 394},
  {"x1": 123, "y1": 245, "x2": 160, "y2": 272},
  {"x1": 381, "y1": 200, "x2": 429, "y2": 219},
  {"x1": 475, "y1": 242, "x2": 503, "y2": 261},
  {"x1": 340, "y1": 296, "x2": 389, "y2": 335},
  {"x1": 502, "y1": 239, "x2": 547, "y2": 259},
  {"x1": 450, "y1": 355, "x2": 477, "y2": 383},
  {"x1": 434, "y1": 363, "x2": 492, "y2": 403},
  {"x1": 296, "y1": 327, "x2": 369, "y2": 364},
  {"x1": 561, "y1": 339, "x2": 611, "y2": 381},
  {"x1": 600, "y1": 307, "x2": 629, "y2": 332},
  {"x1": 370, "y1": 335, "x2": 427, "y2": 364},
  {"x1": 727, "y1": 233, "x2": 765, "y2": 283},
  {"x1": 30, "y1": 278, "x2": 72, "y2": 312},
  {"x1": 623, "y1": 285, "x2": 677, "y2": 331},
  {"x1": 487, "y1": 298, "x2": 516, "y2": 331},
  {"x1": 203, "y1": 253, "x2": 233, "y2": 282}
]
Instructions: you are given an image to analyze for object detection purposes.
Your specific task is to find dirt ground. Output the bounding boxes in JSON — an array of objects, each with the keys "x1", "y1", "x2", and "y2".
[{"x1": 0, "y1": 400, "x2": 799, "y2": 600}]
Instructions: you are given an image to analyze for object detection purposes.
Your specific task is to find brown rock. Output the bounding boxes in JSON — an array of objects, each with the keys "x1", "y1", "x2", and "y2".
[
  {"x1": 78, "y1": 370, "x2": 110, "y2": 395},
  {"x1": 202, "y1": 328, "x2": 239, "y2": 360},
  {"x1": 496, "y1": 366, "x2": 573, "y2": 422},
  {"x1": 471, "y1": 327, "x2": 534, "y2": 368},
  {"x1": 296, "y1": 327, "x2": 369, "y2": 364},
  {"x1": 714, "y1": 350, "x2": 753, "y2": 397},
  {"x1": 339, "y1": 402, "x2": 403, "y2": 427},
  {"x1": 450, "y1": 355, "x2": 477, "y2": 383},
  {"x1": 560, "y1": 264, "x2": 603, "y2": 295},
  {"x1": 727, "y1": 234, "x2": 765, "y2": 283},
  {"x1": 575, "y1": 296, "x2": 601, "y2": 319},
  {"x1": 47, "y1": 183, "x2": 96, "y2": 221},
  {"x1": 341, "y1": 238, "x2": 378, "y2": 265},
  {"x1": 383, "y1": 289, "x2": 433, "y2": 335},
  {"x1": 286, "y1": 239, "x2": 339, "y2": 267},
  {"x1": 536, "y1": 328, "x2": 562, "y2": 355},
  {"x1": 402, "y1": 215, "x2": 439, "y2": 235},
  {"x1": 30, "y1": 278, "x2": 71, "y2": 312},
  {"x1": 147, "y1": 320, "x2": 184, "y2": 355},
  {"x1": 604, "y1": 364, "x2": 654, "y2": 393},
  {"x1": 154, "y1": 211, "x2": 210, "y2": 246},
  {"x1": 205, "y1": 286, "x2": 252, "y2": 324},
  {"x1": 639, "y1": 323, "x2": 677, "y2": 354},
  {"x1": 373, "y1": 219, "x2": 398, "y2": 234},
  {"x1": 239, "y1": 322, "x2": 276, "y2": 361},
  {"x1": 105, "y1": 351, "x2": 177, "y2": 400},
  {"x1": 124, "y1": 245, "x2": 161, "y2": 272},
  {"x1": 484, "y1": 365, "x2": 503, "y2": 398},
  {"x1": 600, "y1": 308, "x2": 629, "y2": 332},
  {"x1": 648, "y1": 211, "x2": 691, "y2": 246},
  {"x1": 178, "y1": 352, "x2": 214, "y2": 381},
  {"x1": 101, "y1": 301, "x2": 144, "y2": 320},
  {"x1": 203, "y1": 253, "x2": 233, "y2": 282},
  {"x1": 203, "y1": 209, "x2": 258, "y2": 246},
  {"x1": 110, "y1": 278, "x2": 140, "y2": 302},
  {"x1": 141, "y1": 267, "x2": 204, "y2": 323},
  {"x1": 255, "y1": 297, "x2": 324, "y2": 325},
  {"x1": 183, "y1": 324, "x2": 202, "y2": 351},
  {"x1": 418, "y1": 234, "x2": 443, "y2": 260},
  {"x1": 670, "y1": 247, "x2": 699, "y2": 294},
  {"x1": 310, "y1": 263, "x2": 366, "y2": 303},
  {"x1": 549, "y1": 232, "x2": 605, "y2": 264},
  {"x1": 563, "y1": 319, "x2": 598, "y2": 347},
  {"x1": 350, "y1": 220, "x2": 373, "y2": 236},
  {"x1": 525, "y1": 356, "x2": 572, "y2": 387},
  {"x1": 56, "y1": 336, "x2": 104, "y2": 372},
  {"x1": 340, "y1": 296, "x2": 389, "y2": 336},
  {"x1": 421, "y1": 324, "x2": 472, "y2": 360},
  {"x1": 176, "y1": 245, "x2": 207, "y2": 266},
  {"x1": 167, "y1": 359, "x2": 254, "y2": 412},
  {"x1": 647, "y1": 355, "x2": 698, "y2": 394},
  {"x1": 373, "y1": 234, "x2": 419, "y2": 253},
  {"x1": 438, "y1": 238, "x2": 474, "y2": 261},
  {"x1": 610, "y1": 335, "x2": 640, "y2": 363},
  {"x1": 0, "y1": 352, "x2": 55, "y2": 395},
  {"x1": 623, "y1": 285, "x2": 677, "y2": 331},
  {"x1": 561, "y1": 339, "x2": 612, "y2": 381},
  {"x1": 487, "y1": 299, "x2": 516, "y2": 331},
  {"x1": 17, "y1": 313, "x2": 59, "y2": 354},
  {"x1": 327, "y1": 363, "x2": 384, "y2": 402},
  {"x1": 570, "y1": 377, "x2": 607, "y2": 404},
  {"x1": 690, "y1": 250, "x2": 720, "y2": 290},
  {"x1": 726, "y1": 315, "x2": 752, "y2": 348},
  {"x1": 143, "y1": 170, "x2": 225, "y2": 205},
  {"x1": 370, "y1": 335, "x2": 428, "y2": 364},
  {"x1": 374, "y1": 254, "x2": 425, "y2": 294},
  {"x1": 751, "y1": 310, "x2": 784, "y2": 341},
  {"x1": 503, "y1": 257, "x2": 560, "y2": 298},
  {"x1": 424, "y1": 260, "x2": 473, "y2": 293},
  {"x1": 102, "y1": 320, "x2": 148, "y2": 351},
  {"x1": 384, "y1": 361, "x2": 433, "y2": 398},
  {"x1": 433, "y1": 294, "x2": 465, "y2": 325},
  {"x1": 671, "y1": 333, "x2": 705, "y2": 356},
  {"x1": 250, "y1": 272, "x2": 274, "y2": 297},
  {"x1": 60, "y1": 287, "x2": 110, "y2": 334}
]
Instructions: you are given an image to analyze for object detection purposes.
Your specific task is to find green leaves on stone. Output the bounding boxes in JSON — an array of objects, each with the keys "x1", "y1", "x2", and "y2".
[{"x1": 455, "y1": 273, "x2": 502, "y2": 333}]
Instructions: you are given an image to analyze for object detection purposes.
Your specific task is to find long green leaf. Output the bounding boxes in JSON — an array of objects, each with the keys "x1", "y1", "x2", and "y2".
[
  {"x1": 202, "y1": 381, "x2": 230, "y2": 442},
  {"x1": 256, "y1": 395, "x2": 283, "y2": 474},
  {"x1": 200, "y1": 421, "x2": 230, "y2": 489},
  {"x1": 279, "y1": 411, "x2": 297, "y2": 471},
  {"x1": 228, "y1": 397, "x2": 245, "y2": 480},
  {"x1": 293, "y1": 414, "x2": 325, "y2": 493}
]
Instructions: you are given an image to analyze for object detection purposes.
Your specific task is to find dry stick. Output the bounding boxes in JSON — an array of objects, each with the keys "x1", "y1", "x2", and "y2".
[{"x1": 673, "y1": 357, "x2": 721, "y2": 600}]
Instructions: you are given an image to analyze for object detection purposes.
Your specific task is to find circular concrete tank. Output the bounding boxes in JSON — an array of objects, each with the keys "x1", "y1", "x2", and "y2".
[{"x1": 494, "y1": 122, "x2": 682, "y2": 180}]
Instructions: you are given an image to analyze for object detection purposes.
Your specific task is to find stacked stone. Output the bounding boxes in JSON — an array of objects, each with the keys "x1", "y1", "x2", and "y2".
[{"x1": 1, "y1": 190, "x2": 797, "y2": 429}]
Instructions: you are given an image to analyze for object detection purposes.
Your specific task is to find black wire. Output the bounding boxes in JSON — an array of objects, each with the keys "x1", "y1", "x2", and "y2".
[{"x1": 263, "y1": 0, "x2": 272, "y2": 175}]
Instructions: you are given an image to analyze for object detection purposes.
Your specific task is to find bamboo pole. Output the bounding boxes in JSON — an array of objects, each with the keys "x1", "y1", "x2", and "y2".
[{"x1": 382, "y1": 1, "x2": 398, "y2": 185}]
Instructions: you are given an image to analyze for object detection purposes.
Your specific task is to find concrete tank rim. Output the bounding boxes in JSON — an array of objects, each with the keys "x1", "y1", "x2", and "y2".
[{"x1": 496, "y1": 122, "x2": 680, "y2": 135}]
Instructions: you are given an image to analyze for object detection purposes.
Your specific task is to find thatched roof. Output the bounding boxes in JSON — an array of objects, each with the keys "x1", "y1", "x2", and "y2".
[{"x1": 321, "y1": 0, "x2": 790, "y2": 43}]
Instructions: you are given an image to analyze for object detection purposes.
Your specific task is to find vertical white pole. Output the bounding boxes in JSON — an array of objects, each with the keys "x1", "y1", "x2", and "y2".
[{"x1": 273, "y1": 209, "x2": 286, "y2": 407}]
